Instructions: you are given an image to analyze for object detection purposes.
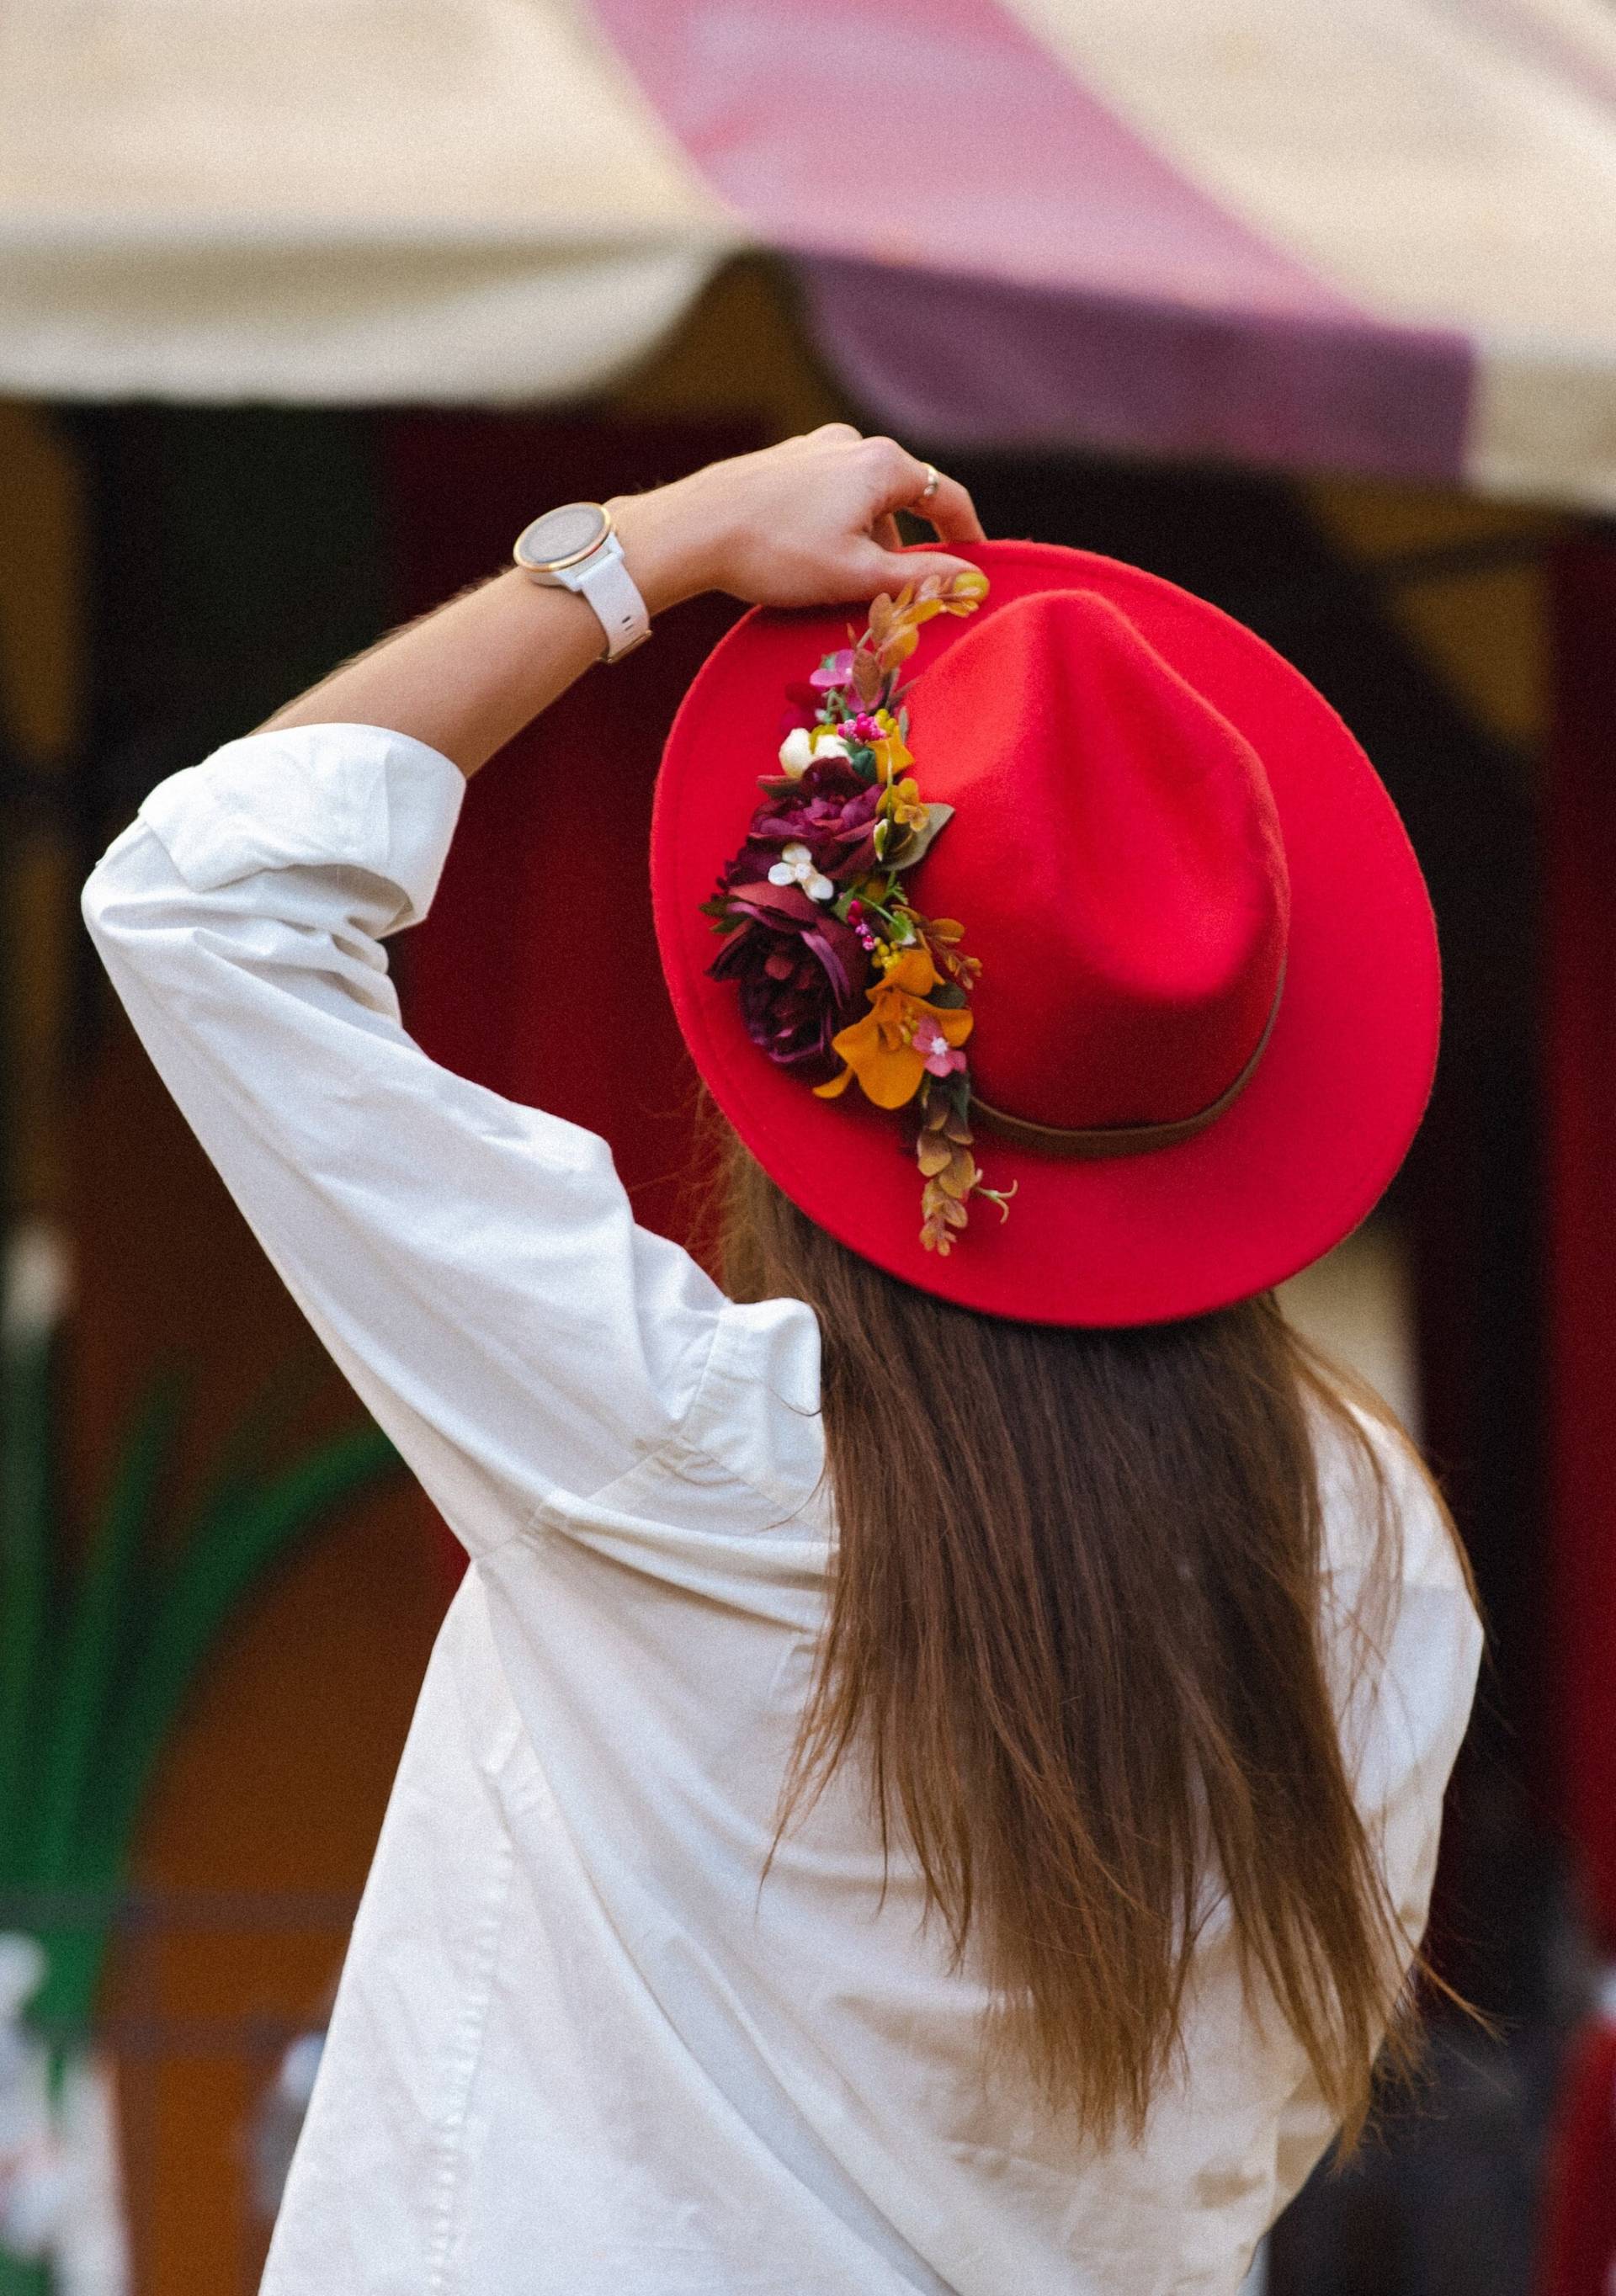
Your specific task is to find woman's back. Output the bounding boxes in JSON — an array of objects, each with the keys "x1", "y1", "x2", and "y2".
[{"x1": 254, "y1": 1226, "x2": 1471, "y2": 2296}]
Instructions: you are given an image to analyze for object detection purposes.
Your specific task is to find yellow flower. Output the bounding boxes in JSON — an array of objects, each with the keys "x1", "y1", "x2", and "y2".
[
  {"x1": 939, "y1": 566, "x2": 989, "y2": 611},
  {"x1": 871, "y1": 731, "x2": 913, "y2": 784},
  {"x1": 813, "y1": 949, "x2": 974, "y2": 1110},
  {"x1": 881, "y1": 775, "x2": 928, "y2": 833}
]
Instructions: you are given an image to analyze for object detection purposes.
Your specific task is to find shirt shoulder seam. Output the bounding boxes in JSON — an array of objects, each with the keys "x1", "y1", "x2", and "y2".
[{"x1": 513, "y1": 1299, "x2": 822, "y2": 1536}]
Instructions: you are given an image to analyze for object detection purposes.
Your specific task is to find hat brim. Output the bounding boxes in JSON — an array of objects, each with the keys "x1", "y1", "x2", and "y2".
[{"x1": 651, "y1": 541, "x2": 1439, "y2": 1327}]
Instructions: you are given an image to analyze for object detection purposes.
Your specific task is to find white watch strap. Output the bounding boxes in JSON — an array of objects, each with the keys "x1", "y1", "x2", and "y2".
[{"x1": 573, "y1": 540, "x2": 651, "y2": 662}]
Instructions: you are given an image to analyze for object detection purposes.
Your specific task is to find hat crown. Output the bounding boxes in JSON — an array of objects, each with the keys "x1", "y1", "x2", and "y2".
[{"x1": 906, "y1": 589, "x2": 1290, "y2": 1132}]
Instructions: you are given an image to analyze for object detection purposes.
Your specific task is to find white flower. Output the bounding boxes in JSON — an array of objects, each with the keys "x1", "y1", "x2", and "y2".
[
  {"x1": 777, "y1": 727, "x2": 816, "y2": 778},
  {"x1": 767, "y1": 842, "x2": 835, "y2": 902},
  {"x1": 777, "y1": 726, "x2": 851, "y2": 779}
]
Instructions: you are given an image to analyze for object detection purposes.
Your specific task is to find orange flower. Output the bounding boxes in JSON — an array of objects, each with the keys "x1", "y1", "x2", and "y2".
[{"x1": 813, "y1": 949, "x2": 974, "y2": 1110}]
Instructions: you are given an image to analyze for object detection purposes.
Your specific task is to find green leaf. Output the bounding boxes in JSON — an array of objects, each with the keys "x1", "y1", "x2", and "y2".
[
  {"x1": 32, "y1": 1373, "x2": 187, "y2": 1890},
  {"x1": 0, "y1": 2248, "x2": 52, "y2": 2296},
  {"x1": 166, "y1": 1351, "x2": 330, "y2": 1552},
  {"x1": 887, "y1": 803, "x2": 955, "y2": 874},
  {"x1": 0, "y1": 1325, "x2": 56, "y2": 1881},
  {"x1": 81, "y1": 1424, "x2": 401, "y2": 1887},
  {"x1": 928, "y1": 982, "x2": 968, "y2": 1010}
]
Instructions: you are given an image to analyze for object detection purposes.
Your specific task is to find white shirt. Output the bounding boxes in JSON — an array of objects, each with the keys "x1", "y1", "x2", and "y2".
[{"x1": 82, "y1": 723, "x2": 1482, "y2": 2296}]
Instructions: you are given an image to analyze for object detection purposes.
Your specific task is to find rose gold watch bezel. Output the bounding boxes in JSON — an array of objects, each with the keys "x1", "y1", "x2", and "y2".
[{"x1": 513, "y1": 502, "x2": 615, "y2": 576}]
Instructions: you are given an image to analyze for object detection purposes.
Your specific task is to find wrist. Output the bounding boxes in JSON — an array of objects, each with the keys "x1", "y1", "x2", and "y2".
[{"x1": 608, "y1": 487, "x2": 724, "y2": 620}]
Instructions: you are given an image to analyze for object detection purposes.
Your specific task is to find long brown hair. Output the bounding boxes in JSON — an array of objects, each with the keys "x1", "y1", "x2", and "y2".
[{"x1": 719, "y1": 1138, "x2": 1466, "y2": 2146}]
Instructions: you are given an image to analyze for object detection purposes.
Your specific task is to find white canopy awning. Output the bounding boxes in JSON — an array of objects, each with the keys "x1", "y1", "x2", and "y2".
[{"x1": 8, "y1": 0, "x2": 1616, "y2": 506}]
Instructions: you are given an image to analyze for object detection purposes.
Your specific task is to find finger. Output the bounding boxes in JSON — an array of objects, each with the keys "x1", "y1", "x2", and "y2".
[
  {"x1": 838, "y1": 534, "x2": 978, "y2": 601},
  {"x1": 912, "y1": 471, "x2": 986, "y2": 545},
  {"x1": 803, "y1": 421, "x2": 862, "y2": 446},
  {"x1": 857, "y1": 434, "x2": 933, "y2": 521},
  {"x1": 871, "y1": 512, "x2": 903, "y2": 553},
  {"x1": 858, "y1": 439, "x2": 987, "y2": 550}
]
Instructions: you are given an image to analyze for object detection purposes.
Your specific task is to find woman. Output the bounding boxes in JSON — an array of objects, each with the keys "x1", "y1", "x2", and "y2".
[{"x1": 84, "y1": 427, "x2": 1480, "y2": 2295}]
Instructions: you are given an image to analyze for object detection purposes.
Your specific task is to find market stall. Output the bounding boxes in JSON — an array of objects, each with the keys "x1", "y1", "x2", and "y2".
[{"x1": 2, "y1": 6, "x2": 1613, "y2": 2288}]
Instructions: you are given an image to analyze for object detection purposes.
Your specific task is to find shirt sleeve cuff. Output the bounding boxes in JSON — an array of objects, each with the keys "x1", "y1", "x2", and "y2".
[{"x1": 138, "y1": 722, "x2": 467, "y2": 929}]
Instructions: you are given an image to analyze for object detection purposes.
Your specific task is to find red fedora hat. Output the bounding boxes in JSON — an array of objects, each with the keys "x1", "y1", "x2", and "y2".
[{"x1": 651, "y1": 540, "x2": 1438, "y2": 1327}]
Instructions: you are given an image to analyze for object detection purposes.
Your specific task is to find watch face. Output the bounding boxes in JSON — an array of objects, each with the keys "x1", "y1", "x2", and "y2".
[{"x1": 514, "y1": 501, "x2": 610, "y2": 572}]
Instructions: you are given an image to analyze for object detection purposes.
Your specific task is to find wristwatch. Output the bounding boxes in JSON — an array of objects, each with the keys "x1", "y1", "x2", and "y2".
[{"x1": 512, "y1": 502, "x2": 650, "y2": 662}]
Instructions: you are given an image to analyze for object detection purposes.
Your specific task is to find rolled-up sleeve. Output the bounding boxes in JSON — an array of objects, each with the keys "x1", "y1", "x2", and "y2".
[{"x1": 82, "y1": 722, "x2": 725, "y2": 1554}]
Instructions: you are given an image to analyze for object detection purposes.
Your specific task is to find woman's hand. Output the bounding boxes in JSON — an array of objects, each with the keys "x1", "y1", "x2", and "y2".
[{"x1": 609, "y1": 425, "x2": 986, "y2": 618}]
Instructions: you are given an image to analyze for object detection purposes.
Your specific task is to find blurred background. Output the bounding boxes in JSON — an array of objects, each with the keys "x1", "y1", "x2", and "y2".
[{"x1": 3, "y1": 3, "x2": 1616, "y2": 2290}]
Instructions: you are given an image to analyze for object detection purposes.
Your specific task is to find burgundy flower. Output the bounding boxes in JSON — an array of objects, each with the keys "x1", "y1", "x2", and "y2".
[
  {"x1": 709, "y1": 878, "x2": 869, "y2": 1079},
  {"x1": 750, "y1": 757, "x2": 882, "y2": 885}
]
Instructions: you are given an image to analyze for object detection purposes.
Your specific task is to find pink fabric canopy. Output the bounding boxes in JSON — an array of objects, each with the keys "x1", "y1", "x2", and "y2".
[{"x1": 596, "y1": 0, "x2": 1471, "y2": 484}]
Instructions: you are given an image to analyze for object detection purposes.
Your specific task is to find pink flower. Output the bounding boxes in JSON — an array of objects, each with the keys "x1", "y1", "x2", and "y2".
[
  {"x1": 914, "y1": 1016, "x2": 967, "y2": 1077},
  {"x1": 810, "y1": 649, "x2": 855, "y2": 691}
]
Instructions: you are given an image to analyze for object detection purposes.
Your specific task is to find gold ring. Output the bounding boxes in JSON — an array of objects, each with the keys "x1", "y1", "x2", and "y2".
[{"x1": 919, "y1": 463, "x2": 941, "y2": 501}]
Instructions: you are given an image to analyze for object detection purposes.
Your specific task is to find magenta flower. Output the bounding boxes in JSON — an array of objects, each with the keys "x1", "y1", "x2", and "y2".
[{"x1": 846, "y1": 896, "x2": 880, "y2": 953}]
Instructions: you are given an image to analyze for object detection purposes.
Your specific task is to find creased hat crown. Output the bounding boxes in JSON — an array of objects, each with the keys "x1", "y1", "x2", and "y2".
[{"x1": 906, "y1": 590, "x2": 1290, "y2": 1134}]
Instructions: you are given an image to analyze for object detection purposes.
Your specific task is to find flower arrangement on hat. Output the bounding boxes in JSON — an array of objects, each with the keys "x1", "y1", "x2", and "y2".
[{"x1": 702, "y1": 567, "x2": 1014, "y2": 1253}]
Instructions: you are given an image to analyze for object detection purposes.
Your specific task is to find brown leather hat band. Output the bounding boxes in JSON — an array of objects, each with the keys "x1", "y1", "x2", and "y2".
[{"x1": 972, "y1": 965, "x2": 1286, "y2": 1161}]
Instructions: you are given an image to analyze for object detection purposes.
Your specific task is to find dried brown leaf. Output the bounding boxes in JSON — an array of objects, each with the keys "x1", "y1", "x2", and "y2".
[{"x1": 937, "y1": 1149, "x2": 978, "y2": 1200}]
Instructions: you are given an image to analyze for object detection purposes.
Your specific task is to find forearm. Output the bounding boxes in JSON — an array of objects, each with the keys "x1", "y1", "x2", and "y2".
[
  {"x1": 258, "y1": 493, "x2": 704, "y2": 779},
  {"x1": 255, "y1": 432, "x2": 985, "y2": 779},
  {"x1": 259, "y1": 569, "x2": 606, "y2": 779}
]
